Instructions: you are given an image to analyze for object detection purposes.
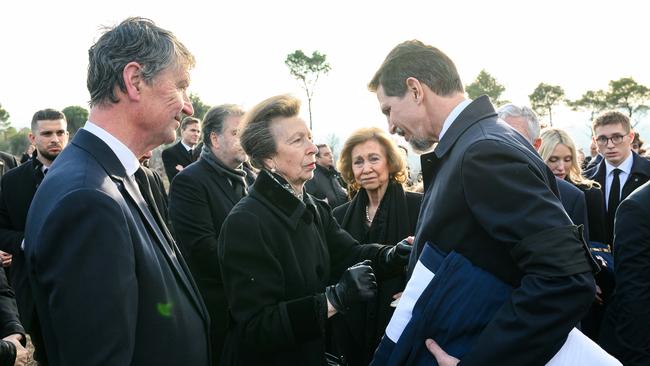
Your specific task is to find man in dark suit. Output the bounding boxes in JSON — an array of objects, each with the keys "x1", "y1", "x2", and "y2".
[
  {"x1": 0, "y1": 108, "x2": 69, "y2": 365},
  {"x1": 369, "y1": 40, "x2": 597, "y2": 365},
  {"x1": 23, "y1": 18, "x2": 210, "y2": 365},
  {"x1": 599, "y1": 181, "x2": 650, "y2": 365},
  {"x1": 0, "y1": 151, "x2": 17, "y2": 183},
  {"x1": 585, "y1": 111, "x2": 650, "y2": 245},
  {"x1": 498, "y1": 104, "x2": 588, "y2": 234},
  {"x1": 136, "y1": 150, "x2": 170, "y2": 227},
  {"x1": 169, "y1": 104, "x2": 248, "y2": 365},
  {"x1": 162, "y1": 116, "x2": 201, "y2": 183},
  {"x1": 305, "y1": 143, "x2": 348, "y2": 208}
]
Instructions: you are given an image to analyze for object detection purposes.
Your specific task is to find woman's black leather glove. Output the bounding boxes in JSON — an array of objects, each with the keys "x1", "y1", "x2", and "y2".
[
  {"x1": 382, "y1": 239, "x2": 412, "y2": 268},
  {"x1": 325, "y1": 260, "x2": 377, "y2": 314}
]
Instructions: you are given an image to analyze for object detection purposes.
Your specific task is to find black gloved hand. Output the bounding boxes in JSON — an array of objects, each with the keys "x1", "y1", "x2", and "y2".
[
  {"x1": 325, "y1": 260, "x2": 377, "y2": 314},
  {"x1": 383, "y1": 239, "x2": 412, "y2": 268}
]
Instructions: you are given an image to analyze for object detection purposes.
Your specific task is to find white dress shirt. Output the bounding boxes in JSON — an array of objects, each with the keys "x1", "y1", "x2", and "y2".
[
  {"x1": 438, "y1": 99, "x2": 472, "y2": 142},
  {"x1": 604, "y1": 152, "x2": 633, "y2": 209}
]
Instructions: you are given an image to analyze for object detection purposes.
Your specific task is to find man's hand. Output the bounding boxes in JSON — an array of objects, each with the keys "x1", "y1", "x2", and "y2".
[
  {"x1": 3, "y1": 333, "x2": 27, "y2": 366},
  {"x1": 175, "y1": 164, "x2": 184, "y2": 172},
  {"x1": 0, "y1": 251, "x2": 12, "y2": 267},
  {"x1": 425, "y1": 339, "x2": 459, "y2": 366}
]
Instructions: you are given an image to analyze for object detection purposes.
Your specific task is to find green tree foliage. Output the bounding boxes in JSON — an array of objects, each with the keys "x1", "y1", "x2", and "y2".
[
  {"x1": 568, "y1": 77, "x2": 649, "y2": 128},
  {"x1": 189, "y1": 93, "x2": 211, "y2": 120},
  {"x1": 605, "y1": 77, "x2": 649, "y2": 121},
  {"x1": 529, "y1": 83, "x2": 565, "y2": 126},
  {"x1": 285, "y1": 50, "x2": 332, "y2": 131},
  {"x1": 7, "y1": 128, "x2": 30, "y2": 155},
  {"x1": 567, "y1": 90, "x2": 608, "y2": 120},
  {"x1": 465, "y1": 69, "x2": 508, "y2": 106},
  {"x1": 62, "y1": 105, "x2": 89, "y2": 137}
]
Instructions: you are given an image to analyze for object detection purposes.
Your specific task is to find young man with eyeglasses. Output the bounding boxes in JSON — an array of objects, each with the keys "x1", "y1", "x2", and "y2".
[{"x1": 585, "y1": 111, "x2": 650, "y2": 246}]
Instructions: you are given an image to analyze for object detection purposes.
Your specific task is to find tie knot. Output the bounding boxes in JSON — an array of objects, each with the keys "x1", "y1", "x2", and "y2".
[
  {"x1": 43, "y1": 167, "x2": 49, "y2": 175},
  {"x1": 612, "y1": 168, "x2": 621, "y2": 177}
]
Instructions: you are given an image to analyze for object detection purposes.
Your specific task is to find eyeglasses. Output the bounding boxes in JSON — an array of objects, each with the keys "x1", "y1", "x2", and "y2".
[{"x1": 595, "y1": 134, "x2": 626, "y2": 146}]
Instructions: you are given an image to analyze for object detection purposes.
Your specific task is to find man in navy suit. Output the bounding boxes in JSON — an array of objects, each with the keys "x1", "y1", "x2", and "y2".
[
  {"x1": 369, "y1": 40, "x2": 596, "y2": 366},
  {"x1": 24, "y1": 18, "x2": 210, "y2": 365},
  {"x1": 162, "y1": 116, "x2": 201, "y2": 183},
  {"x1": 585, "y1": 111, "x2": 650, "y2": 246}
]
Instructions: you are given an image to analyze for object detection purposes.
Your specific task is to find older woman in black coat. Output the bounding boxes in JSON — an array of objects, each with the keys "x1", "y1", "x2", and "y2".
[
  {"x1": 331, "y1": 127, "x2": 422, "y2": 365},
  {"x1": 217, "y1": 95, "x2": 411, "y2": 366}
]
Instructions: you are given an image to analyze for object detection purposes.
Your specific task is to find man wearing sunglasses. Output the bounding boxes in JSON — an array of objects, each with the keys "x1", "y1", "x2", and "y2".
[{"x1": 585, "y1": 111, "x2": 650, "y2": 246}]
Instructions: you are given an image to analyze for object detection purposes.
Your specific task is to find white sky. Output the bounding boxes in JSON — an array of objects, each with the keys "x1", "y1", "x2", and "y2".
[{"x1": 1, "y1": 0, "x2": 649, "y2": 153}]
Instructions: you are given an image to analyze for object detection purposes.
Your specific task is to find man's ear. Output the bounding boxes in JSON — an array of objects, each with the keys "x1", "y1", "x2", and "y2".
[
  {"x1": 210, "y1": 132, "x2": 220, "y2": 149},
  {"x1": 123, "y1": 62, "x2": 143, "y2": 101},
  {"x1": 533, "y1": 138, "x2": 542, "y2": 151},
  {"x1": 28, "y1": 132, "x2": 36, "y2": 145},
  {"x1": 405, "y1": 77, "x2": 424, "y2": 103}
]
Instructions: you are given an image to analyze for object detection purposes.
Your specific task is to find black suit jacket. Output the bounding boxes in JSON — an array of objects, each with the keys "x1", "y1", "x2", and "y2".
[
  {"x1": 585, "y1": 152, "x2": 650, "y2": 244},
  {"x1": 162, "y1": 141, "x2": 198, "y2": 183},
  {"x1": 168, "y1": 157, "x2": 247, "y2": 364},
  {"x1": 599, "y1": 181, "x2": 650, "y2": 365},
  {"x1": 0, "y1": 159, "x2": 45, "y2": 332},
  {"x1": 0, "y1": 152, "x2": 17, "y2": 184},
  {"x1": 24, "y1": 129, "x2": 210, "y2": 366},
  {"x1": 408, "y1": 96, "x2": 595, "y2": 366}
]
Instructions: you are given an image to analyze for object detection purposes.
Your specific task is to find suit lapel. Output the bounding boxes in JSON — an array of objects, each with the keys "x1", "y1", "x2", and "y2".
[{"x1": 119, "y1": 176, "x2": 208, "y2": 320}]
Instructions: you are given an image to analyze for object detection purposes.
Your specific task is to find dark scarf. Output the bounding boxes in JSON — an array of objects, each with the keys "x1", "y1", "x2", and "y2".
[
  {"x1": 200, "y1": 145, "x2": 248, "y2": 197},
  {"x1": 340, "y1": 181, "x2": 412, "y2": 246}
]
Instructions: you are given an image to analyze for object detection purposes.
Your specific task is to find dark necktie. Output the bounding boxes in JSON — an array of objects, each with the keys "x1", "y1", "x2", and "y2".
[
  {"x1": 188, "y1": 148, "x2": 193, "y2": 160},
  {"x1": 607, "y1": 168, "x2": 621, "y2": 242}
]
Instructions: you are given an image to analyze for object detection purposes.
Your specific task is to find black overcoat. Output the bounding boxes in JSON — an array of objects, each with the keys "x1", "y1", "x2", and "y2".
[
  {"x1": 407, "y1": 96, "x2": 596, "y2": 366},
  {"x1": 169, "y1": 157, "x2": 247, "y2": 363},
  {"x1": 218, "y1": 170, "x2": 389, "y2": 366}
]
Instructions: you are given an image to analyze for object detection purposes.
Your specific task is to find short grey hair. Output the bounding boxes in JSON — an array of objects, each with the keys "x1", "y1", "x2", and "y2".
[
  {"x1": 498, "y1": 104, "x2": 540, "y2": 143},
  {"x1": 201, "y1": 104, "x2": 245, "y2": 148},
  {"x1": 87, "y1": 17, "x2": 195, "y2": 107}
]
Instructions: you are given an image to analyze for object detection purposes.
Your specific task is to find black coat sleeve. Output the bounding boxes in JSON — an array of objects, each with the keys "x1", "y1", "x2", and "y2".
[
  {"x1": 458, "y1": 140, "x2": 596, "y2": 366},
  {"x1": 0, "y1": 180, "x2": 23, "y2": 254},
  {"x1": 317, "y1": 201, "x2": 390, "y2": 281},
  {"x1": 0, "y1": 266, "x2": 24, "y2": 339},
  {"x1": 609, "y1": 196, "x2": 650, "y2": 363}
]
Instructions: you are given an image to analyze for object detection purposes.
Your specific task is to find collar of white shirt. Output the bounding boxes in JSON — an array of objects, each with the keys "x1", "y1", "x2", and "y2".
[
  {"x1": 83, "y1": 121, "x2": 140, "y2": 177},
  {"x1": 181, "y1": 141, "x2": 194, "y2": 152},
  {"x1": 605, "y1": 152, "x2": 633, "y2": 177},
  {"x1": 438, "y1": 99, "x2": 472, "y2": 142}
]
